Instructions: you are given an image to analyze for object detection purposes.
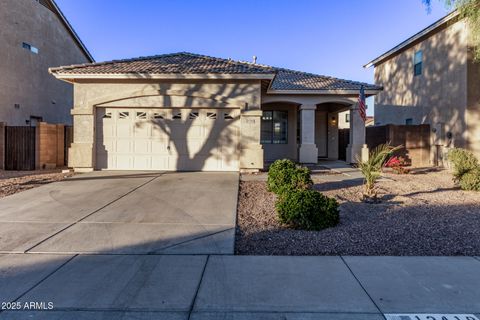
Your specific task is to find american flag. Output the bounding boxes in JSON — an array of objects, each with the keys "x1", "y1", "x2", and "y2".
[{"x1": 358, "y1": 85, "x2": 367, "y2": 122}]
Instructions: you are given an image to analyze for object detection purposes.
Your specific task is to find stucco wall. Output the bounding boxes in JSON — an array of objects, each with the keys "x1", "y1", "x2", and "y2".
[
  {"x1": 0, "y1": 0, "x2": 90, "y2": 126},
  {"x1": 262, "y1": 103, "x2": 298, "y2": 162},
  {"x1": 466, "y1": 46, "x2": 480, "y2": 156},
  {"x1": 69, "y1": 79, "x2": 264, "y2": 171},
  {"x1": 337, "y1": 110, "x2": 350, "y2": 129},
  {"x1": 374, "y1": 19, "x2": 469, "y2": 149}
]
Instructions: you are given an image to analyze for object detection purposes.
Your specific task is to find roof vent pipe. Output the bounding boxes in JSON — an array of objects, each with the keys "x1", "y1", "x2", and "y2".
[{"x1": 252, "y1": 56, "x2": 257, "y2": 64}]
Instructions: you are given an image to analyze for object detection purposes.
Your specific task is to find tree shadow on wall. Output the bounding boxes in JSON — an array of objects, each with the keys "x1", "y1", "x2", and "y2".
[{"x1": 132, "y1": 83, "x2": 257, "y2": 171}]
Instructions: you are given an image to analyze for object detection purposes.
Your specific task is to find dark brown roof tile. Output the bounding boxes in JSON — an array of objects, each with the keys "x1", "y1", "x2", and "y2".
[{"x1": 50, "y1": 52, "x2": 381, "y2": 91}]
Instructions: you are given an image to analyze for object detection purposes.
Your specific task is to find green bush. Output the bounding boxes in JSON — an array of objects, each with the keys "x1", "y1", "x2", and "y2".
[
  {"x1": 276, "y1": 189, "x2": 339, "y2": 230},
  {"x1": 267, "y1": 159, "x2": 313, "y2": 195},
  {"x1": 459, "y1": 167, "x2": 480, "y2": 191},
  {"x1": 447, "y1": 148, "x2": 479, "y2": 181}
]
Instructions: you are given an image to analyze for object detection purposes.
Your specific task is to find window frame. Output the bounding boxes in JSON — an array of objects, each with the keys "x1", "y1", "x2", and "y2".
[
  {"x1": 414, "y1": 50, "x2": 423, "y2": 76},
  {"x1": 261, "y1": 110, "x2": 288, "y2": 145},
  {"x1": 22, "y1": 42, "x2": 38, "y2": 54}
]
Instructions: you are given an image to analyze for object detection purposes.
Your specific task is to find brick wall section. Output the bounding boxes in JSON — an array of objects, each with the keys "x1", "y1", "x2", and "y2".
[
  {"x1": 36, "y1": 122, "x2": 65, "y2": 169},
  {"x1": 0, "y1": 122, "x2": 5, "y2": 169}
]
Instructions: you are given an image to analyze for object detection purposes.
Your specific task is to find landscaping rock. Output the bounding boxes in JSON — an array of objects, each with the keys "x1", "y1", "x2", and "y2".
[
  {"x1": 235, "y1": 170, "x2": 480, "y2": 255},
  {"x1": 0, "y1": 170, "x2": 74, "y2": 198}
]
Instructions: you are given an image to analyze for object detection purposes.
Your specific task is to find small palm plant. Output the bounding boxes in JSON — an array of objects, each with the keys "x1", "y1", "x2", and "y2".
[{"x1": 356, "y1": 143, "x2": 401, "y2": 202}]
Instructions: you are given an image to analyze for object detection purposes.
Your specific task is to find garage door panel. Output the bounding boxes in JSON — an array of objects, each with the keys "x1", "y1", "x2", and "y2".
[
  {"x1": 115, "y1": 140, "x2": 133, "y2": 153},
  {"x1": 151, "y1": 140, "x2": 169, "y2": 154},
  {"x1": 185, "y1": 126, "x2": 204, "y2": 140},
  {"x1": 96, "y1": 107, "x2": 239, "y2": 171},
  {"x1": 151, "y1": 155, "x2": 172, "y2": 170},
  {"x1": 98, "y1": 140, "x2": 115, "y2": 153},
  {"x1": 221, "y1": 144, "x2": 238, "y2": 154},
  {"x1": 208, "y1": 124, "x2": 239, "y2": 138},
  {"x1": 182, "y1": 140, "x2": 206, "y2": 155},
  {"x1": 133, "y1": 156, "x2": 151, "y2": 170},
  {"x1": 98, "y1": 122, "x2": 115, "y2": 138},
  {"x1": 115, "y1": 124, "x2": 133, "y2": 138},
  {"x1": 115, "y1": 155, "x2": 133, "y2": 170},
  {"x1": 133, "y1": 140, "x2": 150, "y2": 153},
  {"x1": 134, "y1": 124, "x2": 151, "y2": 138},
  {"x1": 151, "y1": 127, "x2": 170, "y2": 139}
]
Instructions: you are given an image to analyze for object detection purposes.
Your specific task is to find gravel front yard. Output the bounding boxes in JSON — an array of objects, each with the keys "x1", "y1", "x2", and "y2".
[
  {"x1": 235, "y1": 169, "x2": 480, "y2": 255},
  {"x1": 0, "y1": 170, "x2": 74, "y2": 198}
]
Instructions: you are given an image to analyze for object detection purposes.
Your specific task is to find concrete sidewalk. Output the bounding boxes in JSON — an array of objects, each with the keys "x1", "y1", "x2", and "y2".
[{"x1": 1, "y1": 255, "x2": 480, "y2": 319}]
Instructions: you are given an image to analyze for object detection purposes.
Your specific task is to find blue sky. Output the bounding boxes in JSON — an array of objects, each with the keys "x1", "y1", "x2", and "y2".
[{"x1": 57, "y1": 0, "x2": 450, "y2": 114}]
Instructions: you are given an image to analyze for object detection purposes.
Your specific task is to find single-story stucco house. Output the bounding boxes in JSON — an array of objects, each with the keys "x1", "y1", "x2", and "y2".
[{"x1": 49, "y1": 52, "x2": 381, "y2": 172}]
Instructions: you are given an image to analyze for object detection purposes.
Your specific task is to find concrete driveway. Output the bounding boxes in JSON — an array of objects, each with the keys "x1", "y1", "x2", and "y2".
[
  {"x1": 0, "y1": 171, "x2": 238, "y2": 254},
  {"x1": 1, "y1": 172, "x2": 480, "y2": 319}
]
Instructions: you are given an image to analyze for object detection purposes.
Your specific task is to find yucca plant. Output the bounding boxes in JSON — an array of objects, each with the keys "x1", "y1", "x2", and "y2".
[{"x1": 356, "y1": 143, "x2": 401, "y2": 202}]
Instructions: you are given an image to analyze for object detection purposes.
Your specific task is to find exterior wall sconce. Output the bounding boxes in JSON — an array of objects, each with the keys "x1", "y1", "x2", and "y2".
[{"x1": 330, "y1": 116, "x2": 337, "y2": 126}]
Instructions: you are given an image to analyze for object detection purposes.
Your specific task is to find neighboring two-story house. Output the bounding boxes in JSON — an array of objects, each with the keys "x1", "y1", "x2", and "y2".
[
  {"x1": 0, "y1": 0, "x2": 93, "y2": 126},
  {"x1": 365, "y1": 11, "x2": 480, "y2": 162}
]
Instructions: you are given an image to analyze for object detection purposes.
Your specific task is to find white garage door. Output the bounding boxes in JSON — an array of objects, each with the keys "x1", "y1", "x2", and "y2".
[{"x1": 95, "y1": 108, "x2": 240, "y2": 171}]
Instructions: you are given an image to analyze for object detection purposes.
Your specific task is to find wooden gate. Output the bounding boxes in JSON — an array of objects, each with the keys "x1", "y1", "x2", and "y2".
[
  {"x1": 338, "y1": 128, "x2": 350, "y2": 161},
  {"x1": 4, "y1": 126, "x2": 36, "y2": 170}
]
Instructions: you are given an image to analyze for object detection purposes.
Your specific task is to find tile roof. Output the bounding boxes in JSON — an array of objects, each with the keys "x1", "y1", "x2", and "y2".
[
  {"x1": 50, "y1": 52, "x2": 381, "y2": 91},
  {"x1": 271, "y1": 69, "x2": 380, "y2": 91}
]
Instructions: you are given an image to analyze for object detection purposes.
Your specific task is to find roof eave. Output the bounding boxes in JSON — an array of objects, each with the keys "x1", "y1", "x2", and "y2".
[
  {"x1": 49, "y1": 72, "x2": 276, "y2": 81},
  {"x1": 266, "y1": 88, "x2": 383, "y2": 95},
  {"x1": 364, "y1": 10, "x2": 458, "y2": 68}
]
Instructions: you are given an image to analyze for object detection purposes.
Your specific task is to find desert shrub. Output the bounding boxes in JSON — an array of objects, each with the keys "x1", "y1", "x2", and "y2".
[
  {"x1": 276, "y1": 189, "x2": 339, "y2": 230},
  {"x1": 459, "y1": 167, "x2": 480, "y2": 191},
  {"x1": 357, "y1": 143, "x2": 401, "y2": 201},
  {"x1": 267, "y1": 159, "x2": 313, "y2": 195},
  {"x1": 385, "y1": 156, "x2": 410, "y2": 174},
  {"x1": 447, "y1": 148, "x2": 479, "y2": 181}
]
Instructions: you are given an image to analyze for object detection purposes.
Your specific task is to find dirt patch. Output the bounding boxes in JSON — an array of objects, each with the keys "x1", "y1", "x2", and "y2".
[
  {"x1": 235, "y1": 170, "x2": 480, "y2": 255},
  {"x1": 0, "y1": 170, "x2": 74, "y2": 198}
]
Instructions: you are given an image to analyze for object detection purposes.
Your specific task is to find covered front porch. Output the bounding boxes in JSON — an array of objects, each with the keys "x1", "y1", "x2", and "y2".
[{"x1": 260, "y1": 96, "x2": 369, "y2": 165}]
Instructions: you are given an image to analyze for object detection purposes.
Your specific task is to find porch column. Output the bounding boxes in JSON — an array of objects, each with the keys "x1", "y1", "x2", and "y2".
[
  {"x1": 346, "y1": 104, "x2": 369, "y2": 163},
  {"x1": 299, "y1": 104, "x2": 318, "y2": 164}
]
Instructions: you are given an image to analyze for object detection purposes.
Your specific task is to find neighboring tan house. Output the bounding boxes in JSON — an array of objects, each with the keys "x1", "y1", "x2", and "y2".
[
  {"x1": 365, "y1": 11, "x2": 480, "y2": 162},
  {"x1": 0, "y1": 0, "x2": 93, "y2": 126},
  {"x1": 50, "y1": 52, "x2": 381, "y2": 172}
]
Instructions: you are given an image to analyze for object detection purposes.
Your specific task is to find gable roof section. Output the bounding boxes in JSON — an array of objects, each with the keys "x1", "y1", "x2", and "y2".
[
  {"x1": 43, "y1": 0, "x2": 94, "y2": 62},
  {"x1": 364, "y1": 10, "x2": 458, "y2": 68},
  {"x1": 50, "y1": 52, "x2": 381, "y2": 93}
]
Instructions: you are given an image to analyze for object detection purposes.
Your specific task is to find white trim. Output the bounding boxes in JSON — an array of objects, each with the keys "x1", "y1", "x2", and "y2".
[{"x1": 364, "y1": 10, "x2": 458, "y2": 68}]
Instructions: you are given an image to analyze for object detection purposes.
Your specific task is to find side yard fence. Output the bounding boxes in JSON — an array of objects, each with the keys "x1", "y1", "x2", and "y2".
[
  {"x1": 0, "y1": 122, "x2": 73, "y2": 170},
  {"x1": 339, "y1": 124, "x2": 431, "y2": 167}
]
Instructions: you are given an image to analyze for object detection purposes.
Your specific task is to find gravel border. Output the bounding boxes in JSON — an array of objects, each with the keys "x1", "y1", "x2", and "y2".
[
  {"x1": 0, "y1": 170, "x2": 74, "y2": 198},
  {"x1": 235, "y1": 170, "x2": 480, "y2": 255}
]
